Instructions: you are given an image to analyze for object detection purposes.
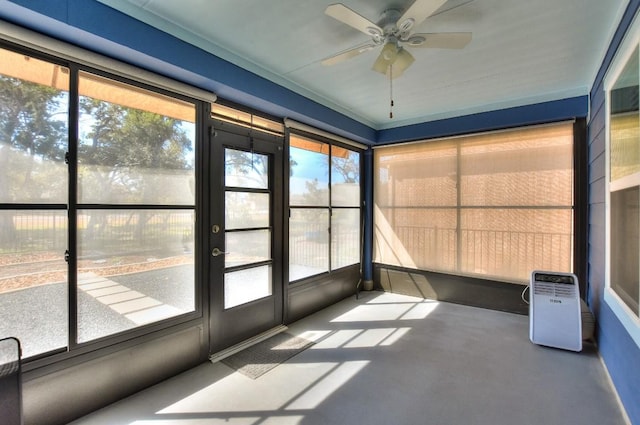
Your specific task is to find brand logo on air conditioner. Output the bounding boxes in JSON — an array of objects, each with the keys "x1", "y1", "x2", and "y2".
[{"x1": 549, "y1": 299, "x2": 562, "y2": 304}]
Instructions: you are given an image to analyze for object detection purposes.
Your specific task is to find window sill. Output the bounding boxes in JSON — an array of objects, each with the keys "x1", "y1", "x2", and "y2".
[{"x1": 604, "y1": 287, "x2": 640, "y2": 349}]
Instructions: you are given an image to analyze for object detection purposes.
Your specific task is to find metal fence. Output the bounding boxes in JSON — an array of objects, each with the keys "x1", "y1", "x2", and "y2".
[
  {"x1": 289, "y1": 221, "x2": 360, "y2": 270},
  {"x1": 0, "y1": 211, "x2": 194, "y2": 258},
  {"x1": 387, "y1": 225, "x2": 572, "y2": 282}
]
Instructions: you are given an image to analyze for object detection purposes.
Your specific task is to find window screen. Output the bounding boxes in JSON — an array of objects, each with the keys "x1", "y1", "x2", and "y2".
[{"x1": 374, "y1": 123, "x2": 574, "y2": 283}]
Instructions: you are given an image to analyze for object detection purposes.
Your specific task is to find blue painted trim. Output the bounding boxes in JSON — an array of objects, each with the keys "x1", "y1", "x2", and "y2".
[
  {"x1": 1, "y1": 0, "x2": 376, "y2": 144},
  {"x1": 377, "y1": 96, "x2": 588, "y2": 144}
]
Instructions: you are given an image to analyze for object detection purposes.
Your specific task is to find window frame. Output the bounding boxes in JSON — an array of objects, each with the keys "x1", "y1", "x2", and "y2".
[
  {"x1": 372, "y1": 120, "x2": 584, "y2": 287},
  {"x1": 604, "y1": 10, "x2": 640, "y2": 348},
  {"x1": 287, "y1": 129, "x2": 363, "y2": 284},
  {"x1": 0, "y1": 39, "x2": 207, "y2": 368},
  {"x1": 70, "y1": 66, "x2": 204, "y2": 351}
]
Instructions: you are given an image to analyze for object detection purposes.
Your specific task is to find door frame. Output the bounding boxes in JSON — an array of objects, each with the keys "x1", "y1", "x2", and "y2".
[{"x1": 207, "y1": 118, "x2": 285, "y2": 354}]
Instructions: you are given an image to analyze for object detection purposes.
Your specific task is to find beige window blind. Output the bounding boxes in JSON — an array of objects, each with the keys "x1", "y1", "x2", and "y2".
[{"x1": 374, "y1": 122, "x2": 574, "y2": 283}]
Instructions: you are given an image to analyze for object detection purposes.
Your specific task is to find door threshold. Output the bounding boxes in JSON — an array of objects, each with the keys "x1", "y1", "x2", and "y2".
[{"x1": 209, "y1": 325, "x2": 288, "y2": 363}]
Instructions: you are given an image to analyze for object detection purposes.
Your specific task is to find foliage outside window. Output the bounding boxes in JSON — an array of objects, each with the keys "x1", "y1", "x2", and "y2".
[
  {"x1": 289, "y1": 134, "x2": 361, "y2": 282},
  {"x1": 374, "y1": 123, "x2": 574, "y2": 283},
  {"x1": 76, "y1": 71, "x2": 196, "y2": 342},
  {"x1": 0, "y1": 45, "x2": 197, "y2": 358},
  {"x1": 0, "y1": 48, "x2": 70, "y2": 358}
]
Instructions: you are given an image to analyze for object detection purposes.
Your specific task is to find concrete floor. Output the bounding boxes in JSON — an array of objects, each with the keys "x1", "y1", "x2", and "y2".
[{"x1": 70, "y1": 291, "x2": 629, "y2": 425}]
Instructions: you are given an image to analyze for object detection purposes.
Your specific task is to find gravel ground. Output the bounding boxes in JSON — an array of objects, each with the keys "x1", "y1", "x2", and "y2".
[{"x1": 1, "y1": 264, "x2": 195, "y2": 359}]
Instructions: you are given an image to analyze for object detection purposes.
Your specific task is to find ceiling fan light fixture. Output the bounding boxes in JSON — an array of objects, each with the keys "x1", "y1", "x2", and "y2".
[
  {"x1": 380, "y1": 41, "x2": 398, "y2": 61},
  {"x1": 387, "y1": 48, "x2": 415, "y2": 78}
]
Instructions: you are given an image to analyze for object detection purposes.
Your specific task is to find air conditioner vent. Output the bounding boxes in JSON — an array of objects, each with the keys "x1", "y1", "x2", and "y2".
[
  {"x1": 533, "y1": 282, "x2": 555, "y2": 296},
  {"x1": 554, "y1": 285, "x2": 576, "y2": 298}
]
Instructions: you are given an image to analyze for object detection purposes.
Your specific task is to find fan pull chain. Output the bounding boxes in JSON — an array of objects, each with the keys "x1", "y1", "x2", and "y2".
[{"x1": 389, "y1": 64, "x2": 394, "y2": 119}]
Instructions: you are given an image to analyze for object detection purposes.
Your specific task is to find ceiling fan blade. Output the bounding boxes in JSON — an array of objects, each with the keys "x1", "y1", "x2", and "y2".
[
  {"x1": 407, "y1": 32, "x2": 472, "y2": 49},
  {"x1": 430, "y1": 0, "x2": 475, "y2": 18},
  {"x1": 397, "y1": 0, "x2": 448, "y2": 34},
  {"x1": 321, "y1": 43, "x2": 377, "y2": 66},
  {"x1": 325, "y1": 4, "x2": 383, "y2": 39}
]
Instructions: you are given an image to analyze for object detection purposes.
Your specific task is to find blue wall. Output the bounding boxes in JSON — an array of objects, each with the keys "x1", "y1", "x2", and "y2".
[
  {"x1": 2, "y1": 1, "x2": 637, "y2": 422},
  {"x1": 588, "y1": 1, "x2": 640, "y2": 423}
]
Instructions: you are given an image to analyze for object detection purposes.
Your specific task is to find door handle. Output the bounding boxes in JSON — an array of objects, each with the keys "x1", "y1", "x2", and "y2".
[{"x1": 211, "y1": 247, "x2": 228, "y2": 257}]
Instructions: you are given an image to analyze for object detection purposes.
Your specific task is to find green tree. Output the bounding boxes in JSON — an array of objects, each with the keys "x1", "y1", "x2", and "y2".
[
  {"x1": 0, "y1": 76, "x2": 68, "y2": 248},
  {"x1": 79, "y1": 98, "x2": 193, "y2": 204},
  {"x1": 78, "y1": 97, "x2": 194, "y2": 250}
]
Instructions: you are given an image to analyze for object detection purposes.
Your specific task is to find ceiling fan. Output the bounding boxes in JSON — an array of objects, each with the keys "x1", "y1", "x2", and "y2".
[{"x1": 322, "y1": 0, "x2": 472, "y2": 79}]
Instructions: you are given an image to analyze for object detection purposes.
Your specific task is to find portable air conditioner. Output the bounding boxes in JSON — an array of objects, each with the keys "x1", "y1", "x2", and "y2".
[{"x1": 529, "y1": 271, "x2": 582, "y2": 352}]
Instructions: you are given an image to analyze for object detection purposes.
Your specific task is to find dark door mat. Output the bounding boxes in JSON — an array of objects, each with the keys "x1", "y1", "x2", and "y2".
[{"x1": 222, "y1": 332, "x2": 314, "y2": 379}]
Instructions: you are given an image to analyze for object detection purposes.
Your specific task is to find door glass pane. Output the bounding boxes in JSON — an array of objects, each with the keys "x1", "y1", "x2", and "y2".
[
  {"x1": 289, "y1": 208, "x2": 329, "y2": 281},
  {"x1": 0, "y1": 210, "x2": 67, "y2": 358},
  {"x1": 225, "y1": 192, "x2": 269, "y2": 229},
  {"x1": 225, "y1": 149, "x2": 268, "y2": 189},
  {"x1": 331, "y1": 208, "x2": 360, "y2": 269},
  {"x1": 225, "y1": 230, "x2": 271, "y2": 267},
  {"x1": 224, "y1": 265, "x2": 272, "y2": 309},
  {"x1": 223, "y1": 147, "x2": 272, "y2": 309},
  {"x1": 77, "y1": 209, "x2": 195, "y2": 343},
  {"x1": 77, "y1": 71, "x2": 196, "y2": 205}
]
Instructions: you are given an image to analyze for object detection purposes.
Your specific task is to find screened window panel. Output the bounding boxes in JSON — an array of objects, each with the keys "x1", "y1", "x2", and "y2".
[
  {"x1": 374, "y1": 122, "x2": 574, "y2": 283},
  {"x1": 460, "y1": 125, "x2": 573, "y2": 206},
  {"x1": 0, "y1": 210, "x2": 68, "y2": 358},
  {"x1": 331, "y1": 146, "x2": 360, "y2": 207},
  {"x1": 610, "y1": 46, "x2": 640, "y2": 182},
  {"x1": 374, "y1": 206, "x2": 457, "y2": 272},
  {"x1": 290, "y1": 135, "x2": 329, "y2": 206},
  {"x1": 608, "y1": 46, "x2": 640, "y2": 316},
  {"x1": 289, "y1": 208, "x2": 329, "y2": 281},
  {"x1": 375, "y1": 140, "x2": 457, "y2": 207},
  {"x1": 76, "y1": 209, "x2": 195, "y2": 343},
  {"x1": 0, "y1": 48, "x2": 69, "y2": 204},
  {"x1": 331, "y1": 208, "x2": 360, "y2": 269},
  {"x1": 460, "y1": 209, "x2": 572, "y2": 281},
  {"x1": 0, "y1": 48, "x2": 70, "y2": 358},
  {"x1": 610, "y1": 187, "x2": 640, "y2": 315},
  {"x1": 77, "y1": 71, "x2": 196, "y2": 205}
]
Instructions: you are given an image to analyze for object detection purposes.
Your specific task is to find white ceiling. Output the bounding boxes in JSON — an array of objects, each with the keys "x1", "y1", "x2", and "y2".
[{"x1": 97, "y1": 0, "x2": 627, "y2": 130}]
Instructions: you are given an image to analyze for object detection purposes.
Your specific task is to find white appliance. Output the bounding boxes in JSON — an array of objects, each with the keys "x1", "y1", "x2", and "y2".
[{"x1": 529, "y1": 271, "x2": 582, "y2": 352}]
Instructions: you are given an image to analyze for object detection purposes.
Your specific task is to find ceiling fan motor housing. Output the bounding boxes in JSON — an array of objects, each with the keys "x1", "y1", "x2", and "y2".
[{"x1": 378, "y1": 9, "x2": 403, "y2": 38}]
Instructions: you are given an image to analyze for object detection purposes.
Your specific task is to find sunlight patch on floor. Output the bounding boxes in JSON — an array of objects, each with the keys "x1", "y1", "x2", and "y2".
[
  {"x1": 285, "y1": 360, "x2": 370, "y2": 410},
  {"x1": 331, "y1": 298, "x2": 438, "y2": 322}
]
